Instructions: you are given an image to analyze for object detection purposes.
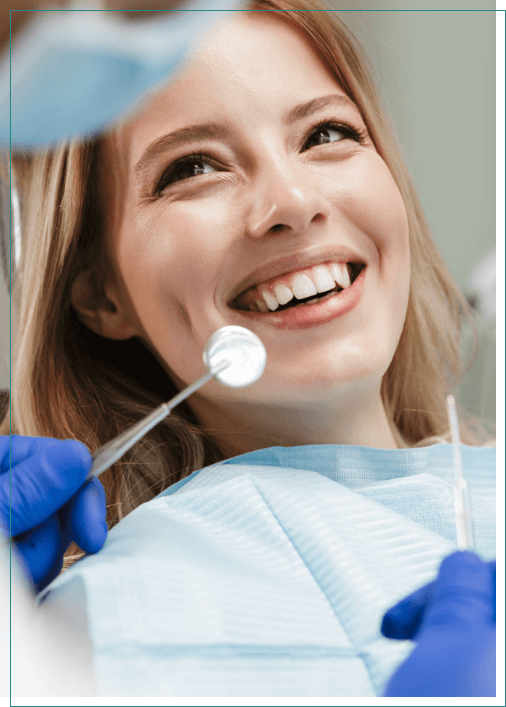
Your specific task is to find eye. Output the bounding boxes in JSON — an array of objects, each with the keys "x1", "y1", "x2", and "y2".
[
  {"x1": 302, "y1": 121, "x2": 366, "y2": 152},
  {"x1": 156, "y1": 153, "x2": 217, "y2": 193}
]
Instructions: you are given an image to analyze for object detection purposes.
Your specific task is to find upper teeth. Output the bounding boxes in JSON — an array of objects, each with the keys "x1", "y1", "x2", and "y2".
[{"x1": 253, "y1": 262, "x2": 352, "y2": 312}]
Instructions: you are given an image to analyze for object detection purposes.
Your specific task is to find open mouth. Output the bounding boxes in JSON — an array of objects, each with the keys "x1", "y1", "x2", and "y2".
[{"x1": 231, "y1": 262, "x2": 366, "y2": 313}]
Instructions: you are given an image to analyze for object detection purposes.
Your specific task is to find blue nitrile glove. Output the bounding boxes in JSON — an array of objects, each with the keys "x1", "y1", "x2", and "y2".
[
  {"x1": 0, "y1": 435, "x2": 107, "y2": 594},
  {"x1": 381, "y1": 551, "x2": 496, "y2": 697},
  {"x1": 0, "y1": 1, "x2": 245, "y2": 147}
]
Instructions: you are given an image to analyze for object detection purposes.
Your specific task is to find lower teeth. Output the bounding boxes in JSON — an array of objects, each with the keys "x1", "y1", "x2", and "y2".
[
  {"x1": 280, "y1": 289, "x2": 339, "y2": 311},
  {"x1": 303, "y1": 290, "x2": 338, "y2": 306},
  {"x1": 246, "y1": 286, "x2": 343, "y2": 313}
]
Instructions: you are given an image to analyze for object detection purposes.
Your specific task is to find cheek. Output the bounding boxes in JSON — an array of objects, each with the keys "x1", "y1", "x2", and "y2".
[
  {"x1": 330, "y1": 153, "x2": 409, "y2": 261},
  {"x1": 113, "y1": 198, "x2": 237, "y2": 325},
  {"x1": 326, "y1": 154, "x2": 410, "y2": 330},
  {"x1": 332, "y1": 154, "x2": 410, "y2": 314}
]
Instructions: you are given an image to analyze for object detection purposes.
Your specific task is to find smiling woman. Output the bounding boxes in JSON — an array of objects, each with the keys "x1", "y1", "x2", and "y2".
[
  {"x1": 1, "y1": 5, "x2": 496, "y2": 695},
  {"x1": 3, "y1": 0, "x2": 493, "y2": 554}
]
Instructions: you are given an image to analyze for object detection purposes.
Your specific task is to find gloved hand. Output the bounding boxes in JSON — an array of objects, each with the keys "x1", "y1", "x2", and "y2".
[
  {"x1": 0, "y1": 2, "x2": 244, "y2": 147},
  {"x1": 0, "y1": 435, "x2": 107, "y2": 594},
  {"x1": 381, "y1": 551, "x2": 496, "y2": 697}
]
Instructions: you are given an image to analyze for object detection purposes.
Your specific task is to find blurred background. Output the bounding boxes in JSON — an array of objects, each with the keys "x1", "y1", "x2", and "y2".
[
  {"x1": 337, "y1": 6, "x2": 496, "y2": 425},
  {"x1": 0, "y1": 4, "x2": 497, "y2": 425}
]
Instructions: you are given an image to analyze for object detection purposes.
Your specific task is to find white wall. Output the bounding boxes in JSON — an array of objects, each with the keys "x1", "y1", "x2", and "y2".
[
  {"x1": 336, "y1": 8, "x2": 496, "y2": 422},
  {"x1": 340, "y1": 8, "x2": 496, "y2": 293}
]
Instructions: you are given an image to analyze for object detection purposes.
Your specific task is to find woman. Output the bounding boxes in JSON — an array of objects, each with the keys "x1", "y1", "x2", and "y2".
[{"x1": 2, "y1": 0, "x2": 495, "y2": 696}]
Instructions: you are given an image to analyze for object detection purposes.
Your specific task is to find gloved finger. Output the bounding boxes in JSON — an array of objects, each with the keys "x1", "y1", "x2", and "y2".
[
  {"x1": 13, "y1": 513, "x2": 65, "y2": 589},
  {"x1": 67, "y1": 477, "x2": 108, "y2": 554},
  {"x1": 35, "y1": 510, "x2": 76, "y2": 594},
  {"x1": 489, "y1": 560, "x2": 496, "y2": 623},
  {"x1": 0, "y1": 435, "x2": 79, "y2": 472},
  {"x1": 423, "y1": 551, "x2": 495, "y2": 632},
  {"x1": 32, "y1": 501, "x2": 78, "y2": 593},
  {"x1": 0, "y1": 435, "x2": 10, "y2": 473},
  {"x1": 0, "y1": 437, "x2": 92, "y2": 536},
  {"x1": 381, "y1": 580, "x2": 435, "y2": 640},
  {"x1": 383, "y1": 624, "x2": 496, "y2": 697},
  {"x1": 0, "y1": 434, "x2": 19, "y2": 473}
]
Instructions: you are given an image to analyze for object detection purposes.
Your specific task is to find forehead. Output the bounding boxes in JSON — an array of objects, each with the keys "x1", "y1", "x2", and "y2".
[
  {"x1": 181, "y1": 11, "x2": 338, "y2": 101},
  {"x1": 112, "y1": 12, "x2": 344, "y2": 161}
]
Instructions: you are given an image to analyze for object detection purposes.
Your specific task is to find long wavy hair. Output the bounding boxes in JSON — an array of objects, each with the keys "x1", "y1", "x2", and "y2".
[{"x1": 1, "y1": 0, "x2": 494, "y2": 571}]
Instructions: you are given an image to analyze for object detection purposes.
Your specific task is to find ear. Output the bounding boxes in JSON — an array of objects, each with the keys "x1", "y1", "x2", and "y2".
[{"x1": 71, "y1": 270, "x2": 138, "y2": 340}]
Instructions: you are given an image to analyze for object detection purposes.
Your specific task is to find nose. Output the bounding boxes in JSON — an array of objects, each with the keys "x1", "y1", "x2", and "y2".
[{"x1": 245, "y1": 154, "x2": 331, "y2": 239}]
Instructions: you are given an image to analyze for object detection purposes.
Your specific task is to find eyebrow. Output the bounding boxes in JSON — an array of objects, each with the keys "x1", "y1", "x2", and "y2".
[
  {"x1": 283, "y1": 93, "x2": 358, "y2": 125},
  {"x1": 133, "y1": 93, "x2": 359, "y2": 180}
]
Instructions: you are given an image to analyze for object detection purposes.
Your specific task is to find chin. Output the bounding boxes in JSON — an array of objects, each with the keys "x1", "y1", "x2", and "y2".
[{"x1": 253, "y1": 367, "x2": 386, "y2": 407}]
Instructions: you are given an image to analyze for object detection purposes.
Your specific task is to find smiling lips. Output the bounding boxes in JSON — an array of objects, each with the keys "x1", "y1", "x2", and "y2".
[{"x1": 233, "y1": 261, "x2": 364, "y2": 313}]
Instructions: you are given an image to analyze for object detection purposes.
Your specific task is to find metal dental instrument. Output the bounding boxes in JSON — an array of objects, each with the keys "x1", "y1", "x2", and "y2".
[
  {"x1": 446, "y1": 394, "x2": 475, "y2": 551},
  {"x1": 90, "y1": 326, "x2": 267, "y2": 478}
]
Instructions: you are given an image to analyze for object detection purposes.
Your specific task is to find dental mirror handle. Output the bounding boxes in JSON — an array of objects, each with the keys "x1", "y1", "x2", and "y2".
[{"x1": 90, "y1": 362, "x2": 228, "y2": 479}]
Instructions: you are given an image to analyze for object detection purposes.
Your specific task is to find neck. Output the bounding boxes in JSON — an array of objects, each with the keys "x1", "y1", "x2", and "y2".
[{"x1": 191, "y1": 386, "x2": 405, "y2": 459}]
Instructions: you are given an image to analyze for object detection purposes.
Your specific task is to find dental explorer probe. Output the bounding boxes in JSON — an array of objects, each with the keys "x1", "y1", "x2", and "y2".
[
  {"x1": 446, "y1": 394, "x2": 475, "y2": 551},
  {"x1": 90, "y1": 326, "x2": 267, "y2": 478}
]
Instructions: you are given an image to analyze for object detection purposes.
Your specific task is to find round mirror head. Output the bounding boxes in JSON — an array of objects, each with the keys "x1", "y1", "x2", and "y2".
[{"x1": 203, "y1": 326, "x2": 267, "y2": 388}]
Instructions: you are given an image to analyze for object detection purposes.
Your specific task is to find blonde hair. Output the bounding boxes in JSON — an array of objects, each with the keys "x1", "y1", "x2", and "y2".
[{"x1": 2, "y1": 0, "x2": 494, "y2": 570}]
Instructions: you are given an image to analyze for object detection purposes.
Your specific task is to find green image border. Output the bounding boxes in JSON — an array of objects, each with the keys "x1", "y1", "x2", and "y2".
[{"x1": 4, "y1": 0, "x2": 506, "y2": 707}]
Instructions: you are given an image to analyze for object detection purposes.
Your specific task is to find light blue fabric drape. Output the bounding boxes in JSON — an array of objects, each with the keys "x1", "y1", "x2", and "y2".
[{"x1": 40, "y1": 443, "x2": 495, "y2": 697}]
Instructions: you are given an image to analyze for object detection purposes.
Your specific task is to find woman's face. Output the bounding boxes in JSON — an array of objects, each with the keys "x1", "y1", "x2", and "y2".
[{"x1": 97, "y1": 12, "x2": 410, "y2": 426}]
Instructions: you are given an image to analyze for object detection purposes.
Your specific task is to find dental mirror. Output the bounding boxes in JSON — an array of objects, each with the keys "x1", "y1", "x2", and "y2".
[
  {"x1": 90, "y1": 326, "x2": 266, "y2": 478},
  {"x1": 203, "y1": 325, "x2": 267, "y2": 387}
]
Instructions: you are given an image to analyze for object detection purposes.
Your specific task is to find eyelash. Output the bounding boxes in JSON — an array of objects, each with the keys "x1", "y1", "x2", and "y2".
[
  {"x1": 305, "y1": 119, "x2": 367, "y2": 148},
  {"x1": 154, "y1": 118, "x2": 367, "y2": 195},
  {"x1": 156, "y1": 151, "x2": 210, "y2": 194}
]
